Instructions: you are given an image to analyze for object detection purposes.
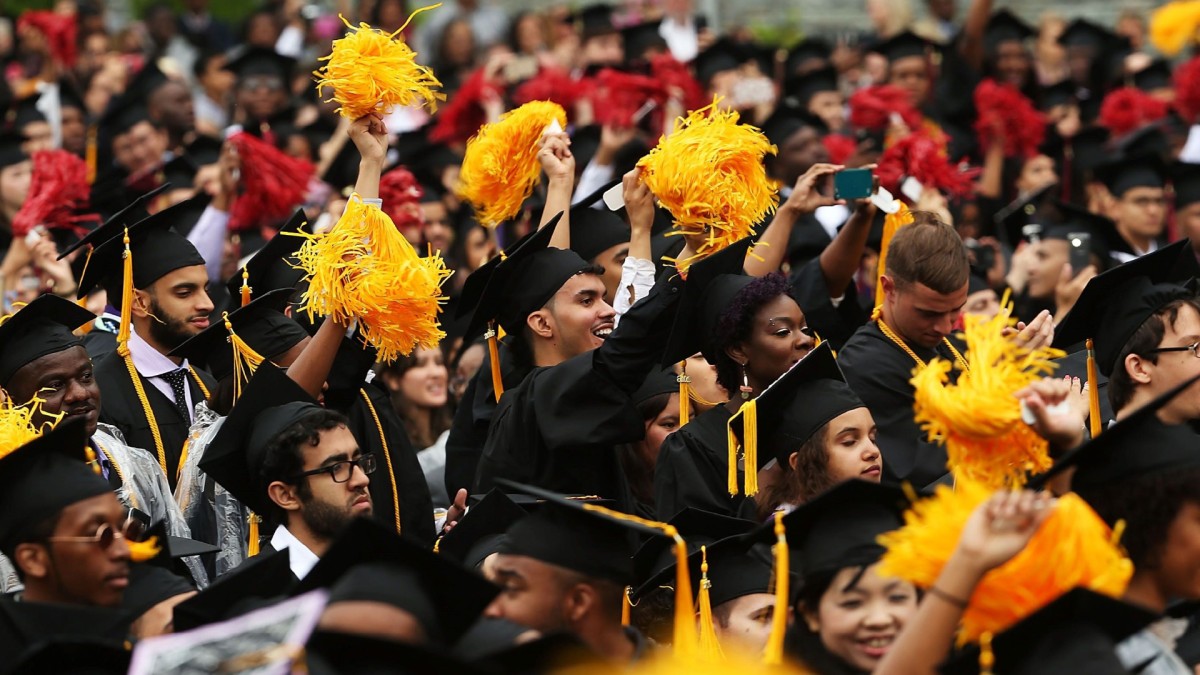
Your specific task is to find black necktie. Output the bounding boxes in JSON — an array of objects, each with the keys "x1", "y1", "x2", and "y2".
[{"x1": 161, "y1": 369, "x2": 192, "y2": 422}]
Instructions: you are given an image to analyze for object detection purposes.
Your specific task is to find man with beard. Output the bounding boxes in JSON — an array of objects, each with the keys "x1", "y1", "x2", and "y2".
[
  {"x1": 76, "y1": 197, "x2": 218, "y2": 490},
  {"x1": 202, "y1": 363, "x2": 374, "y2": 582}
]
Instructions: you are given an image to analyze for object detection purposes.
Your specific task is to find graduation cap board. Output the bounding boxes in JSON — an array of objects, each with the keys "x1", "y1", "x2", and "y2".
[
  {"x1": 228, "y1": 209, "x2": 310, "y2": 305},
  {"x1": 121, "y1": 521, "x2": 211, "y2": 620},
  {"x1": 1041, "y1": 80, "x2": 1077, "y2": 110},
  {"x1": 634, "y1": 532, "x2": 775, "y2": 612},
  {"x1": 660, "y1": 236, "x2": 754, "y2": 366},
  {"x1": 984, "y1": 9, "x2": 1035, "y2": 53},
  {"x1": 1174, "y1": 161, "x2": 1200, "y2": 210},
  {"x1": 1094, "y1": 153, "x2": 1166, "y2": 197},
  {"x1": 0, "y1": 293, "x2": 95, "y2": 386},
  {"x1": 58, "y1": 183, "x2": 170, "y2": 259},
  {"x1": 786, "y1": 66, "x2": 839, "y2": 109},
  {"x1": 169, "y1": 288, "x2": 308, "y2": 383},
  {"x1": 222, "y1": 46, "x2": 296, "y2": 82},
  {"x1": 306, "y1": 630, "x2": 491, "y2": 675},
  {"x1": 693, "y1": 38, "x2": 748, "y2": 85},
  {"x1": 436, "y1": 489, "x2": 529, "y2": 570},
  {"x1": 171, "y1": 549, "x2": 296, "y2": 631},
  {"x1": 993, "y1": 182, "x2": 1061, "y2": 248},
  {"x1": 1132, "y1": 59, "x2": 1173, "y2": 92},
  {"x1": 761, "y1": 103, "x2": 828, "y2": 148},
  {"x1": 1042, "y1": 201, "x2": 1133, "y2": 263},
  {"x1": 872, "y1": 30, "x2": 939, "y2": 63},
  {"x1": 0, "y1": 130, "x2": 28, "y2": 170},
  {"x1": 1057, "y1": 19, "x2": 1114, "y2": 50},
  {"x1": 622, "y1": 20, "x2": 665, "y2": 63},
  {"x1": 569, "y1": 177, "x2": 630, "y2": 263}
]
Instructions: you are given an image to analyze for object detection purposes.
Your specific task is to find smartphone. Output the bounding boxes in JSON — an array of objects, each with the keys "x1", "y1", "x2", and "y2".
[
  {"x1": 834, "y1": 168, "x2": 874, "y2": 200},
  {"x1": 503, "y1": 55, "x2": 539, "y2": 84},
  {"x1": 729, "y1": 76, "x2": 776, "y2": 109},
  {"x1": 1068, "y1": 232, "x2": 1091, "y2": 275}
]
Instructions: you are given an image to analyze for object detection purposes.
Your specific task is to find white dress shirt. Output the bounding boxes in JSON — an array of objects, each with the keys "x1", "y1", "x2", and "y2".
[
  {"x1": 270, "y1": 525, "x2": 320, "y2": 580},
  {"x1": 126, "y1": 325, "x2": 197, "y2": 422}
]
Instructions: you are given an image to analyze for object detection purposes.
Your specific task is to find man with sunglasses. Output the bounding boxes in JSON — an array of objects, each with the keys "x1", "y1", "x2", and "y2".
[{"x1": 204, "y1": 363, "x2": 375, "y2": 582}]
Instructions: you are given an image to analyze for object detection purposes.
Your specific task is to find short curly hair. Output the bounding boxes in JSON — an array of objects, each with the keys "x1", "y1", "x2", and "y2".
[
  {"x1": 1081, "y1": 468, "x2": 1200, "y2": 571},
  {"x1": 712, "y1": 273, "x2": 794, "y2": 395}
]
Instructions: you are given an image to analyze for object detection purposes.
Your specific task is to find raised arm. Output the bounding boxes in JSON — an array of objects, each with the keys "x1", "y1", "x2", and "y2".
[
  {"x1": 818, "y1": 199, "x2": 876, "y2": 297},
  {"x1": 744, "y1": 163, "x2": 844, "y2": 276},
  {"x1": 538, "y1": 130, "x2": 575, "y2": 250}
]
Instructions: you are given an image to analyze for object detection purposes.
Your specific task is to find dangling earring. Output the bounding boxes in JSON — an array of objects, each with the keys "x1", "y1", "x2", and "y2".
[{"x1": 740, "y1": 362, "x2": 752, "y2": 400}]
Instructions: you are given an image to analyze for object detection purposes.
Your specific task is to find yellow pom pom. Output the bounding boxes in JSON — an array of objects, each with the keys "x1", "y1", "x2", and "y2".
[
  {"x1": 315, "y1": 9, "x2": 445, "y2": 118},
  {"x1": 878, "y1": 480, "x2": 1133, "y2": 645},
  {"x1": 1150, "y1": 1, "x2": 1200, "y2": 57},
  {"x1": 638, "y1": 98, "x2": 779, "y2": 261},
  {"x1": 127, "y1": 535, "x2": 161, "y2": 563},
  {"x1": 293, "y1": 195, "x2": 453, "y2": 363},
  {"x1": 0, "y1": 386, "x2": 65, "y2": 458},
  {"x1": 911, "y1": 307, "x2": 1063, "y2": 488},
  {"x1": 457, "y1": 100, "x2": 567, "y2": 227}
]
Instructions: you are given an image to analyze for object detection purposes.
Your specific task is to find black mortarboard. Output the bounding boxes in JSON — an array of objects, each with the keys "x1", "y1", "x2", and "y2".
[
  {"x1": 785, "y1": 39, "x2": 833, "y2": 77},
  {"x1": 574, "y1": 3, "x2": 617, "y2": 40},
  {"x1": 75, "y1": 193, "x2": 208, "y2": 297},
  {"x1": 0, "y1": 293, "x2": 94, "y2": 386},
  {"x1": 437, "y1": 488, "x2": 529, "y2": 570},
  {"x1": 693, "y1": 38, "x2": 747, "y2": 85},
  {"x1": 755, "y1": 479, "x2": 906, "y2": 577},
  {"x1": 1069, "y1": 126, "x2": 1111, "y2": 174},
  {"x1": 8, "y1": 95, "x2": 45, "y2": 130},
  {"x1": 637, "y1": 533, "x2": 775, "y2": 611},
  {"x1": 994, "y1": 182, "x2": 1061, "y2": 248},
  {"x1": 569, "y1": 179, "x2": 630, "y2": 263},
  {"x1": 57, "y1": 80, "x2": 86, "y2": 112},
  {"x1": 121, "y1": 523, "x2": 204, "y2": 620},
  {"x1": 1173, "y1": 161, "x2": 1200, "y2": 209},
  {"x1": 621, "y1": 20, "x2": 665, "y2": 64},
  {"x1": 1042, "y1": 201, "x2": 1132, "y2": 262},
  {"x1": 631, "y1": 508, "x2": 757, "y2": 596},
  {"x1": 1095, "y1": 153, "x2": 1166, "y2": 197},
  {"x1": 786, "y1": 66, "x2": 839, "y2": 109},
  {"x1": 184, "y1": 134, "x2": 223, "y2": 167},
  {"x1": 1133, "y1": 59, "x2": 1173, "y2": 92},
  {"x1": 1057, "y1": 19, "x2": 1114, "y2": 50},
  {"x1": 872, "y1": 30, "x2": 938, "y2": 62},
  {"x1": 1053, "y1": 240, "x2": 1196, "y2": 375},
  {"x1": 632, "y1": 367, "x2": 680, "y2": 405},
  {"x1": 661, "y1": 236, "x2": 754, "y2": 366},
  {"x1": 1040, "y1": 80, "x2": 1077, "y2": 110},
  {"x1": 940, "y1": 587, "x2": 1157, "y2": 675},
  {"x1": 294, "y1": 517, "x2": 499, "y2": 646},
  {"x1": 169, "y1": 288, "x2": 308, "y2": 381},
  {"x1": 160, "y1": 154, "x2": 198, "y2": 190},
  {"x1": 0, "y1": 417, "x2": 111, "y2": 552},
  {"x1": 306, "y1": 630, "x2": 488, "y2": 675},
  {"x1": 100, "y1": 103, "x2": 152, "y2": 137},
  {"x1": 984, "y1": 9, "x2": 1035, "y2": 52},
  {"x1": 497, "y1": 479, "x2": 674, "y2": 584},
  {"x1": 8, "y1": 637, "x2": 132, "y2": 675},
  {"x1": 762, "y1": 104, "x2": 828, "y2": 149},
  {"x1": 0, "y1": 130, "x2": 28, "y2": 169},
  {"x1": 223, "y1": 46, "x2": 296, "y2": 81},
  {"x1": 57, "y1": 183, "x2": 170, "y2": 259},
  {"x1": 730, "y1": 342, "x2": 866, "y2": 470},
  {"x1": 227, "y1": 209, "x2": 310, "y2": 302},
  {"x1": 171, "y1": 549, "x2": 295, "y2": 631},
  {"x1": 200, "y1": 363, "x2": 323, "y2": 515}
]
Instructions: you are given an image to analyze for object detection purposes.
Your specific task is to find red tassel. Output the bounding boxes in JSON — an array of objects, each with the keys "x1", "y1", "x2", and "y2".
[
  {"x1": 429, "y1": 68, "x2": 502, "y2": 145},
  {"x1": 226, "y1": 131, "x2": 314, "y2": 232},
  {"x1": 823, "y1": 134, "x2": 858, "y2": 166},
  {"x1": 512, "y1": 67, "x2": 589, "y2": 118},
  {"x1": 12, "y1": 149, "x2": 97, "y2": 238},
  {"x1": 1099, "y1": 87, "x2": 1169, "y2": 138},
  {"x1": 379, "y1": 165, "x2": 425, "y2": 234},
  {"x1": 17, "y1": 11, "x2": 76, "y2": 67},
  {"x1": 849, "y1": 84, "x2": 924, "y2": 133},
  {"x1": 1175, "y1": 57, "x2": 1200, "y2": 124},
  {"x1": 876, "y1": 131, "x2": 978, "y2": 199},
  {"x1": 973, "y1": 79, "x2": 1047, "y2": 159}
]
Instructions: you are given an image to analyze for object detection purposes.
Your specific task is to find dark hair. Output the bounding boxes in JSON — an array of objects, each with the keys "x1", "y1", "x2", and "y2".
[
  {"x1": 1109, "y1": 298, "x2": 1200, "y2": 412},
  {"x1": 618, "y1": 391, "x2": 675, "y2": 511},
  {"x1": 1, "y1": 512, "x2": 60, "y2": 580},
  {"x1": 713, "y1": 273, "x2": 794, "y2": 395},
  {"x1": 885, "y1": 213, "x2": 970, "y2": 295},
  {"x1": 790, "y1": 568, "x2": 871, "y2": 675},
  {"x1": 631, "y1": 584, "x2": 676, "y2": 645},
  {"x1": 512, "y1": 264, "x2": 607, "y2": 369},
  {"x1": 758, "y1": 423, "x2": 832, "y2": 519},
  {"x1": 192, "y1": 48, "x2": 224, "y2": 81},
  {"x1": 257, "y1": 408, "x2": 350, "y2": 523},
  {"x1": 1083, "y1": 468, "x2": 1200, "y2": 571},
  {"x1": 507, "y1": 11, "x2": 545, "y2": 54},
  {"x1": 376, "y1": 350, "x2": 454, "y2": 449}
]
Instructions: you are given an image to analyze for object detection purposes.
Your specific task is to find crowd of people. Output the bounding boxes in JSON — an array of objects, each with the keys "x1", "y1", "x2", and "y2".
[{"x1": 2, "y1": 0, "x2": 1200, "y2": 671}]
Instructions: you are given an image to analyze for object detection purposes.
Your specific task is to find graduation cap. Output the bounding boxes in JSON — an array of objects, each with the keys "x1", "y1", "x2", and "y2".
[
  {"x1": 785, "y1": 66, "x2": 839, "y2": 109},
  {"x1": 0, "y1": 130, "x2": 28, "y2": 170},
  {"x1": 120, "y1": 522, "x2": 209, "y2": 621},
  {"x1": 223, "y1": 46, "x2": 296, "y2": 82},
  {"x1": 631, "y1": 507, "x2": 757, "y2": 596},
  {"x1": 1094, "y1": 153, "x2": 1166, "y2": 197},
  {"x1": 939, "y1": 587, "x2": 1157, "y2": 675},
  {"x1": 984, "y1": 9, "x2": 1035, "y2": 52},
  {"x1": 160, "y1": 154, "x2": 199, "y2": 190},
  {"x1": 729, "y1": 342, "x2": 865, "y2": 472},
  {"x1": 872, "y1": 30, "x2": 938, "y2": 63},
  {"x1": 57, "y1": 79, "x2": 87, "y2": 112},
  {"x1": 622, "y1": 20, "x2": 666, "y2": 64},
  {"x1": 293, "y1": 517, "x2": 500, "y2": 646},
  {"x1": 7, "y1": 94, "x2": 46, "y2": 130},
  {"x1": 227, "y1": 209, "x2": 310, "y2": 305},
  {"x1": 660, "y1": 236, "x2": 754, "y2": 366},
  {"x1": 436, "y1": 488, "x2": 529, "y2": 570},
  {"x1": 0, "y1": 417, "x2": 111, "y2": 553},
  {"x1": 306, "y1": 630, "x2": 490, "y2": 675},
  {"x1": 570, "y1": 179, "x2": 630, "y2": 263},
  {"x1": 1057, "y1": 19, "x2": 1114, "y2": 50},
  {"x1": 993, "y1": 182, "x2": 1061, "y2": 248},
  {"x1": 693, "y1": 38, "x2": 748, "y2": 85},
  {"x1": 785, "y1": 38, "x2": 833, "y2": 77},
  {"x1": 1132, "y1": 58, "x2": 1173, "y2": 92},
  {"x1": 1040, "y1": 80, "x2": 1077, "y2": 110},
  {"x1": 573, "y1": 3, "x2": 617, "y2": 40},
  {"x1": 1042, "y1": 201, "x2": 1132, "y2": 263},
  {"x1": 169, "y1": 288, "x2": 309, "y2": 383},
  {"x1": 635, "y1": 533, "x2": 775, "y2": 613},
  {"x1": 57, "y1": 183, "x2": 170, "y2": 259},
  {"x1": 184, "y1": 134, "x2": 223, "y2": 167},
  {"x1": 1053, "y1": 240, "x2": 1196, "y2": 376},
  {"x1": 1172, "y1": 161, "x2": 1200, "y2": 210},
  {"x1": 99, "y1": 102, "x2": 153, "y2": 138},
  {"x1": 1111, "y1": 123, "x2": 1170, "y2": 159},
  {"x1": 171, "y1": 549, "x2": 295, "y2": 631},
  {"x1": 1068, "y1": 126, "x2": 1111, "y2": 174},
  {"x1": 200, "y1": 363, "x2": 323, "y2": 516},
  {"x1": 632, "y1": 367, "x2": 680, "y2": 406},
  {"x1": 0, "y1": 293, "x2": 95, "y2": 386},
  {"x1": 762, "y1": 103, "x2": 828, "y2": 149}
]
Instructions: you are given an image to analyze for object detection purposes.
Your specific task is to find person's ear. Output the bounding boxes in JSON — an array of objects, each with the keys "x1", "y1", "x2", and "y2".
[
  {"x1": 801, "y1": 602, "x2": 821, "y2": 633},
  {"x1": 1126, "y1": 353, "x2": 1154, "y2": 386},
  {"x1": 563, "y1": 582, "x2": 593, "y2": 624},
  {"x1": 725, "y1": 343, "x2": 749, "y2": 369},
  {"x1": 880, "y1": 275, "x2": 897, "y2": 303},
  {"x1": 788, "y1": 451, "x2": 800, "y2": 473},
  {"x1": 267, "y1": 481, "x2": 303, "y2": 513},
  {"x1": 130, "y1": 289, "x2": 152, "y2": 319},
  {"x1": 13, "y1": 542, "x2": 50, "y2": 581},
  {"x1": 527, "y1": 309, "x2": 554, "y2": 340}
]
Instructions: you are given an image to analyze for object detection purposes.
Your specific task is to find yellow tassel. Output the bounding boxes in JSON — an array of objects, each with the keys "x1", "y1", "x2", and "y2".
[
  {"x1": 873, "y1": 202, "x2": 913, "y2": 311},
  {"x1": 637, "y1": 97, "x2": 778, "y2": 263},
  {"x1": 979, "y1": 632, "x2": 995, "y2": 675},
  {"x1": 622, "y1": 585, "x2": 633, "y2": 627},
  {"x1": 85, "y1": 124, "x2": 97, "y2": 185},
  {"x1": 726, "y1": 399, "x2": 758, "y2": 496},
  {"x1": 1149, "y1": 0, "x2": 1200, "y2": 56},
  {"x1": 223, "y1": 312, "x2": 266, "y2": 404},
  {"x1": 314, "y1": 8, "x2": 445, "y2": 119},
  {"x1": 291, "y1": 195, "x2": 452, "y2": 363},
  {"x1": 458, "y1": 101, "x2": 568, "y2": 227},
  {"x1": 127, "y1": 535, "x2": 161, "y2": 563},
  {"x1": 911, "y1": 306, "x2": 1063, "y2": 489},
  {"x1": 116, "y1": 228, "x2": 133, "y2": 355},
  {"x1": 247, "y1": 512, "x2": 261, "y2": 557},
  {"x1": 677, "y1": 361, "x2": 691, "y2": 427},
  {"x1": 764, "y1": 511, "x2": 789, "y2": 665},
  {"x1": 239, "y1": 266, "x2": 252, "y2": 307},
  {"x1": 877, "y1": 479, "x2": 1133, "y2": 645},
  {"x1": 84, "y1": 444, "x2": 102, "y2": 476},
  {"x1": 697, "y1": 546, "x2": 724, "y2": 661},
  {"x1": 486, "y1": 322, "x2": 504, "y2": 403},
  {"x1": 1086, "y1": 339, "x2": 1102, "y2": 438},
  {"x1": 0, "y1": 392, "x2": 60, "y2": 458}
]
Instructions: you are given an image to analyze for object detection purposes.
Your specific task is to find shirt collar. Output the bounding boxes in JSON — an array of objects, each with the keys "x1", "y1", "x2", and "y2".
[
  {"x1": 127, "y1": 325, "x2": 189, "y2": 378},
  {"x1": 270, "y1": 525, "x2": 320, "y2": 580}
]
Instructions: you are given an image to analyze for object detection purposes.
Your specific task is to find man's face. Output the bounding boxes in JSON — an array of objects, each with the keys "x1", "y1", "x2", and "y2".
[
  {"x1": 888, "y1": 56, "x2": 931, "y2": 107},
  {"x1": 1113, "y1": 187, "x2": 1167, "y2": 244},
  {"x1": 296, "y1": 425, "x2": 373, "y2": 540},
  {"x1": 993, "y1": 42, "x2": 1031, "y2": 87},
  {"x1": 236, "y1": 74, "x2": 288, "y2": 121},
  {"x1": 777, "y1": 126, "x2": 829, "y2": 185},
  {"x1": 139, "y1": 265, "x2": 214, "y2": 350},
  {"x1": 1142, "y1": 303, "x2": 1200, "y2": 421},
  {"x1": 485, "y1": 554, "x2": 574, "y2": 633},
  {"x1": 582, "y1": 32, "x2": 624, "y2": 68},
  {"x1": 1016, "y1": 154, "x2": 1057, "y2": 194},
  {"x1": 808, "y1": 91, "x2": 845, "y2": 132},
  {"x1": 715, "y1": 592, "x2": 775, "y2": 653},
  {"x1": 1026, "y1": 239, "x2": 1070, "y2": 300},
  {"x1": 540, "y1": 273, "x2": 616, "y2": 359},
  {"x1": 27, "y1": 492, "x2": 131, "y2": 607},
  {"x1": 60, "y1": 106, "x2": 88, "y2": 155},
  {"x1": 420, "y1": 201, "x2": 454, "y2": 256},
  {"x1": 884, "y1": 278, "x2": 968, "y2": 349},
  {"x1": 152, "y1": 82, "x2": 197, "y2": 134},
  {"x1": 116, "y1": 121, "x2": 167, "y2": 174},
  {"x1": 7, "y1": 346, "x2": 101, "y2": 437}
]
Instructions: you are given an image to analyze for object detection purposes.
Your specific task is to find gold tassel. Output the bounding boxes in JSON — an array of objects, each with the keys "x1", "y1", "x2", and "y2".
[
  {"x1": 622, "y1": 585, "x2": 633, "y2": 627},
  {"x1": 239, "y1": 266, "x2": 252, "y2": 307},
  {"x1": 678, "y1": 361, "x2": 691, "y2": 427},
  {"x1": 697, "y1": 546, "x2": 724, "y2": 661},
  {"x1": 486, "y1": 322, "x2": 504, "y2": 403},
  {"x1": 726, "y1": 399, "x2": 758, "y2": 496},
  {"x1": 224, "y1": 312, "x2": 266, "y2": 404},
  {"x1": 873, "y1": 202, "x2": 914, "y2": 311},
  {"x1": 85, "y1": 124, "x2": 97, "y2": 185},
  {"x1": 1086, "y1": 338, "x2": 1102, "y2": 437},
  {"x1": 84, "y1": 444, "x2": 102, "y2": 476},
  {"x1": 127, "y1": 535, "x2": 161, "y2": 562},
  {"x1": 979, "y1": 631, "x2": 995, "y2": 675},
  {"x1": 247, "y1": 512, "x2": 261, "y2": 557},
  {"x1": 764, "y1": 511, "x2": 789, "y2": 665}
]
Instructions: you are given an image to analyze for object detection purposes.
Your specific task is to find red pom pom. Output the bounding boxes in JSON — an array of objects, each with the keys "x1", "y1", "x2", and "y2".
[
  {"x1": 876, "y1": 131, "x2": 978, "y2": 199},
  {"x1": 512, "y1": 67, "x2": 588, "y2": 117},
  {"x1": 823, "y1": 134, "x2": 858, "y2": 165},
  {"x1": 1099, "y1": 87, "x2": 1169, "y2": 138},
  {"x1": 849, "y1": 85, "x2": 923, "y2": 133},
  {"x1": 592, "y1": 68, "x2": 666, "y2": 129},
  {"x1": 12, "y1": 149, "x2": 95, "y2": 238},
  {"x1": 973, "y1": 79, "x2": 1046, "y2": 159},
  {"x1": 1175, "y1": 57, "x2": 1200, "y2": 124},
  {"x1": 227, "y1": 132, "x2": 314, "y2": 232},
  {"x1": 17, "y1": 11, "x2": 76, "y2": 67},
  {"x1": 430, "y1": 68, "x2": 501, "y2": 145},
  {"x1": 379, "y1": 165, "x2": 425, "y2": 234},
  {"x1": 650, "y1": 53, "x2": 707, "y2": 113}
]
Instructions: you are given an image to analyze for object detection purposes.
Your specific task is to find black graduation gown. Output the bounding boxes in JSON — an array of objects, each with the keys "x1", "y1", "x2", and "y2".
[
  {"x1": 473, "y1": 273, "x2": 684, "y2": 512},
  {"x1": 837, "y1": 321, "x2": 961, "y2": 488},
  {"x1": 790, "y1": 256, "x2": 868, "y2": 352},
  {"x1": 94, "y1": 350, "x2": 217, "y2": 490},
  {"x1": 0, "y1": 595, "x2": 132, "y2": 674},
  {"x1": 785, "y1": 212, "x2": 833, "y2": 269},
  {"x1": 653, "y1": 404, "x2": 757, "y2": 521}
]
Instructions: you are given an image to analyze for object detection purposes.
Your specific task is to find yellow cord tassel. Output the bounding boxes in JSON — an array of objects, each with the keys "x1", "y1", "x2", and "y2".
[
  {"x1": 911, "y1": 307, "x2": 1063, "y2": 488},
  {"x1": 873, "y1": 201, "x2": 913, "y2": 311},
  {"x1": 292, "y1": 195, "x2": 452, "y2": 363},
  {"x1": 697, "y1": 546, "x2": 724, "y2": 661},
  {"x1": 764, "y1": 511, "x2": 789, "y2": 665},
  {"x1": 458, "y1": 100, "x2": 567, "y2": 227},
  {"x1": 877, "y1": 479, "x2": 1133, "y2": 645},
  {"x1": 486, "y1": 322, "x2": 504, "y2": 403},
  {"x1": 315, "y1": 8, "x2": 444, "y2": 119},
  {"x1": 247, "y1": 512, "x2": 261, "y2": 557},
  {"x1": 239, "y1": 266, "x2": 252, "y2": 307},
  {"x1": 223, "y1": 312, "x2": 266, "y2": 404},
  {"x1": 677, "y1": 361, "x2": 691, "y2": 427},
  {"x1": 1086, "y1": 339, "x2": 1102, "y2": 438},
  {"x1": 622, "y1": 586, "x2": 633, "y2": 627},
  {"x1": 127, "y1": 535, "x2": 161, "y2": 563},
  {"x1": 84, "y1": 444, "x2": 102, "y2": 476},
  {"x1": 85, "y1": 125, "x2": 97, "y2": 185},
  {"x1": 726, "y1": 399, "x2": 758, "y2": 496},
  {"x1": 979, "y1": 632, "x2": 995, "y2": 675},
  {"x1": 0, "y1": 392, "x2": 60, "y2": 457},
  {"x1": 638, "y1": 97, "x2": 778, "y2": 263},
  {"x1": 1149, "y1": 0, "x2": 1200, "y2": 56}
]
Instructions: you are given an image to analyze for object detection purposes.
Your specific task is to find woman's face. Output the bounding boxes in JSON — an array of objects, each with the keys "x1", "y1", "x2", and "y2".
[
  {"x1": 805, "y1": 563, "x2": 919, "y2": 672},
  {"x1": 993, "y1": 41, "x2": 1031, "y2": 87},
  {"x1": 888, "y1": 55, "x2": 931, "y2": 107},
  {"x1": 815, "y1": 407, "x2": 882, "y2": 483},
  {"x1": 443, "y1": 21, "x2": 476, "y2": 68},
  {"x1": 640, "y1": 393, "x2": 689, "y2": 468},
  {"x1": 0, "y1": 159, "x2": 32, "y2": 210},
  {"x1": 400, "y1": 347, "x2": 449, "y2": 410},
  {"x1": 516, "y1": 14, "x2": 545, "y2": 55},
  {"x1": 1016, "y1": 154, "x2": 1058, "y2": 194},
  {"x1": 731, "y1": 294, "x2": 816, "y2": 392},
  {"x1": 465, "y1": 227, "x2": 495, "y2": 272}
]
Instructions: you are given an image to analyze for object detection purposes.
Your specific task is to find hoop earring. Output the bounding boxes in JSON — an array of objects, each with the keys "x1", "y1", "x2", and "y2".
[{"x1": 740, "y1": 362, "x2": 752, "y2": 400}]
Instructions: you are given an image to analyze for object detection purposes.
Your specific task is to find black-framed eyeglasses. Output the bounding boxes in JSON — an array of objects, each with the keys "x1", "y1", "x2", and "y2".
[
  {"x1": 47, "y1": 517, "x2": 143, "y2": 550},
  {"x1": 291, "y1": 453, "x2": 377, "y2": 484},
  {"x1": 1149, "y1": 342, "x2": 1200, "y2": 359}
]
